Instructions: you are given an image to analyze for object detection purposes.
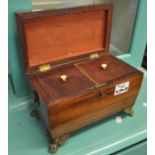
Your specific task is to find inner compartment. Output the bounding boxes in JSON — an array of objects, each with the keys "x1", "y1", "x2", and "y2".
[
  {"x1": 34, "y1": 65, "x2": 95, "y2": 102},
  {"x1": 75, "y1": 55, "x2": 135, "y2": 84},
  {"x1": 24, "y1": 10, "x2": 107, "y2": 68}
]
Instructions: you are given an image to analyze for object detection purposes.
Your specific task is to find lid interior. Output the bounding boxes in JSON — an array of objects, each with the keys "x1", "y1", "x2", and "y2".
[{"x1": 17, "y1": 5, "x2": 112, "y2": 71}]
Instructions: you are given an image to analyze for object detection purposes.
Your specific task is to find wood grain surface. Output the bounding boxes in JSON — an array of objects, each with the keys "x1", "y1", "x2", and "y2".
[{"x1": 29, "y1": 55, "x2": 143, "y2": 139}]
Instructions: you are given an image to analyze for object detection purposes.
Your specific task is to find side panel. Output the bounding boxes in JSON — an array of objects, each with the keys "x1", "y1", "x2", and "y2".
[{"x1": 31, "y1": 90, "x2": 50, "y2": 129}]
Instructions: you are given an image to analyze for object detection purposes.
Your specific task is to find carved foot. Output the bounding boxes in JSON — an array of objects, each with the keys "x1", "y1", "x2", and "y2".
[
  {"x1": 30, "y1": 109, "x2": 40, "y2": 119},
  {"x1": 49, "y1": 134, "x2": 69, "y2": 153},
  {"x1": 57, "y1": 134, "x2": 69, "y2": 145},
  {"x1": 124, "y1": 108, "x2": 134, "y2": 116},
  {"x1": 49, "y1": 143, "x2": 58, "y2": 153}
]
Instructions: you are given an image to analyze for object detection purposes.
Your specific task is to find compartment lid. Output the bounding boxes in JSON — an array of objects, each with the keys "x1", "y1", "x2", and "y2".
[{"x1": 17, "y1": 4, "x2": 112, "y2": 73}]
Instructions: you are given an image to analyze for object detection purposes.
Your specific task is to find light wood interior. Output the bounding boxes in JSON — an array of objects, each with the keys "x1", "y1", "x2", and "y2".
[{"x1": 24, "y1": 10, "x2": 108, "y2": 68}]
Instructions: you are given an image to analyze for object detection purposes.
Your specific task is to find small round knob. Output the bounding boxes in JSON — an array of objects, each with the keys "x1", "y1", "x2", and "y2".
[
  {"x1": 101, "y1": 63, "x2": 108, "y2": 70},
  {"x1": 60, "y1": 74, "x2": 67, "y2": 82}
]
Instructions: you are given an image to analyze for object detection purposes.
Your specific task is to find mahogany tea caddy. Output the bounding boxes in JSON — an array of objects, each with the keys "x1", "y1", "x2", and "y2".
[{"x1": 16, "y1": 4, "x2": 143, "y2": 153}]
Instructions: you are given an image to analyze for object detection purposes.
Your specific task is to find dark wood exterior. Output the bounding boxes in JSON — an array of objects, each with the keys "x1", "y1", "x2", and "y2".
[
  {"x1": 16, "y1": 4, "x2": 143, "y2": 153},
  {"x1": 29, "y1": 55, "x2": 143, "y2": 138}
]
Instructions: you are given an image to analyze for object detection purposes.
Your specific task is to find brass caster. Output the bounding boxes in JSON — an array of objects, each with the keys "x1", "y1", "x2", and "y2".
[
  {"x1": 124, "y1": 108, "x2": 134, "y2": 116},
  {"x1": 49, "y1": 143, "x2": 58, "y2": 153},
  {"x1": 30, "y1": 109, "x2": 40, "y2": 119}
]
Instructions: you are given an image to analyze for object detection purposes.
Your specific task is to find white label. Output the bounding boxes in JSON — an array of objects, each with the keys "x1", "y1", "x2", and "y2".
[{"x1": 114, "y1": 81, "x2": 130, "y2": 96}]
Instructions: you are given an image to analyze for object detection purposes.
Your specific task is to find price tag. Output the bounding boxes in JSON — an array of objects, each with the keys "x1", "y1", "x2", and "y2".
[{"x1": 114, "y1": 81, "x2": 130, "y2": 96}]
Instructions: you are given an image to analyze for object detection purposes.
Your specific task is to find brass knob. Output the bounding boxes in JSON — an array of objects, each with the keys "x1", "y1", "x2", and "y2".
[
  {"x1": 101, "y1": 63, "x2": 108, "y2": 70},
  {"x1": 60, "y1": 74, "x2": 67, "y2": 82}
]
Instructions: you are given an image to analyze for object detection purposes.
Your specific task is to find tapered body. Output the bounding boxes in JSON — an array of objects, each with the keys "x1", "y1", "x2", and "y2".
[{"x1": 16, "y1": 4, "x2": 143, "y2": 152}]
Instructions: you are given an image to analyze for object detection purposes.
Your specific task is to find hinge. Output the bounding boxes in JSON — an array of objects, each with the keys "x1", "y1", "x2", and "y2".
[
  {"x1": 39, "y1": 64, "x2": 52, "y2": 72},
  {"x1": 89, "y1": 53, "x2": 100, "y2": 60}
]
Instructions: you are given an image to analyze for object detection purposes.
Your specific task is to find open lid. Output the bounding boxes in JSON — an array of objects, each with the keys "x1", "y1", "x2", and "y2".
[{"x1": 17, "y1": 4, "x2": 112, "y2": 74}]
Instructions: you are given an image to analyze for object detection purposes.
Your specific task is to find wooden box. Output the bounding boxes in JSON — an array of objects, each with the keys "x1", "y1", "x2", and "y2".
[{"x1": 16, "y1": 4, "x2": 143, "y2": 153}]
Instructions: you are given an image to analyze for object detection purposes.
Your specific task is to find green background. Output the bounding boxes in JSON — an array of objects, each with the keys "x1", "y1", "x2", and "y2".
[{"x1": 8, "y1": 0, "x2": 147, "y2": 154}]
